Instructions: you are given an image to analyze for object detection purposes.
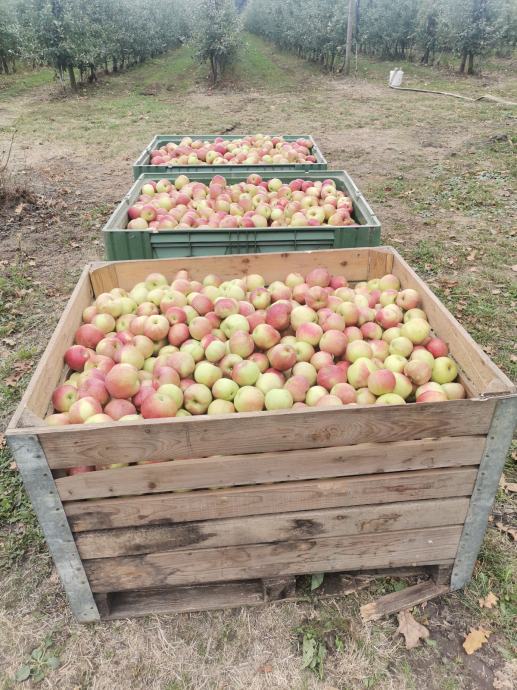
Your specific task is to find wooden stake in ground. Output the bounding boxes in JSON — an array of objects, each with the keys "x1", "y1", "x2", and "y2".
[{"x1": 344, "y1": 0, "x2": 355, "y2": 76}]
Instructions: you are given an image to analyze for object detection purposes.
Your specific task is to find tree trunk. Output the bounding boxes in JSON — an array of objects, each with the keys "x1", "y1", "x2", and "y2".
[
  {"x1": 344, "y1": 0, "x2": 355, "y2": 76},
  {"x1": 421, "y1": 47, "x2": 430, "y2": 65},
  {"x1": 67, "y1": 64, "x2": 77, "y2": 91},
  {"x1": 1, "y1": 57, "x2": 9, "y2": 74},
  {"x1": 113, "y1": 58, "x2": 118, "y2": 73},
  {"x1": 467, "y1": 52, "x2": 474, "y2": 74},
  {"x1": 459, "y1": 51, "x2": 467, "y2": 73}
]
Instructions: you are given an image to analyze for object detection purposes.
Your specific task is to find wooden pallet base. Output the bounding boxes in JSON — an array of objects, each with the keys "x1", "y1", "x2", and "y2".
[{"x1": 94, "y1": 565, "x2": 451, "y2": 620}]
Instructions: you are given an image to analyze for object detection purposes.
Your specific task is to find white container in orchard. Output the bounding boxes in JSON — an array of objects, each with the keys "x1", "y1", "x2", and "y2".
[{"x1": 389, "y1": 68, "x2": 404, "y2": 87}]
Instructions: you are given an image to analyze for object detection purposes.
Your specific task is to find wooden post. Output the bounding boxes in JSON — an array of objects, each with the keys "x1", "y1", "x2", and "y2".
[
  {"x1": 344, "y1": 0, "x2": 355, "y2": 76},
  {"x1": 451, "y1": 395, "x2": 517, "y2": 590},
  {"x1": 7, "y1": 435, "x2": 100, "y2": 623}
]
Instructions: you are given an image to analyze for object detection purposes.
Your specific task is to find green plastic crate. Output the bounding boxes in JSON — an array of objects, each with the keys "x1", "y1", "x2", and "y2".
[
  {"x1": 132, "y1": 134, "x2": 327, "y2": 180},
  {"x1": 103, "y1": 170, "x2": 381, "y2": 260}
]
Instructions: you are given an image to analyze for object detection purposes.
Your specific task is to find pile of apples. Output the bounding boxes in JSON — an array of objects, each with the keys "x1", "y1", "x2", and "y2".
[
  {"x1": 47, "y1": 267, "x2": 465, "y2": 473},
  {"x1": 149, "y1": 135, "x2": 317, "y2": 167},
  {"x1": 126, "y1": 174, "x2": 357, "y2": 231}
]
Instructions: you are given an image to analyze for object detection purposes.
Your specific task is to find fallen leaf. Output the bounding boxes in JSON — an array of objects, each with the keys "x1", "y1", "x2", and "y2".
[
  {"x1": 467, "y1": 251, "x2": 477, "y2": 261},
  {"x1": 499, "y1": 474, "x2": 517, "y2": 493},
  {"x1": 479, "y1": 592, "x2": 498, "y2": 609},
  {"x1": 14, "y1": 203, "x2": 25, "y2": 215},
  {"x1": 511, "y1": 265, "x2": 517, "y2": 272},
  {"x1": 258, "y1": 664, "x2": 272, "y2": 673},
  {"x1": 396, "y1": 609, "x2": 430, "y2": 649},
  {"x1": 463, "y1": 627, "x2": 491, "y2": 655},
  {"x1": 496, "y1": 522, "x2": 517, "y2": 540}
]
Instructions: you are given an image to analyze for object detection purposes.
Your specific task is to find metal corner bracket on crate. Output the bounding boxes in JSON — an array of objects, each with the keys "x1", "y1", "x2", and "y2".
[
  {"x1": 7, "y1": 434, "x2": 100, "y2": 622},
  {"x1": 450, "y1": 394, "x2": 517, "y2": 590}
]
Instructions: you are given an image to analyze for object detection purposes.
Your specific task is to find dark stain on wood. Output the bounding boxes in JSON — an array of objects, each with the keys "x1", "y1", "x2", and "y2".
[{"x1": 292, "y1": 518, "x2": 324, "y2": 536}]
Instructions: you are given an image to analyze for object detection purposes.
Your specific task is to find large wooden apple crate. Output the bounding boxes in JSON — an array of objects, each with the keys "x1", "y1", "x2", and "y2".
[{"x1": 6, "y1": 248, "x2": 517, "y2": 623}]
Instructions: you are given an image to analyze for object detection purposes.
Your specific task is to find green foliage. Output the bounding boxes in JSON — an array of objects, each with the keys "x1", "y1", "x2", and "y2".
[
  {"x1": 4, "y1": 0, "x2": 191, "y2": 88},
  {"x1": 13, "y1": 634, "x2": 60, "y2": 684},
  {"x1": 0, "y1": 0, "x2": 20, "y2": 73},
  {"x1": 246, "y1": 0, "x2": 517, "y2": 73},
  {"x1": 191, "y1": 0, "x2": 242, "y2": 83},
  {"x1": 246, "y1": 0, "x2": 347, "y2": 71}
]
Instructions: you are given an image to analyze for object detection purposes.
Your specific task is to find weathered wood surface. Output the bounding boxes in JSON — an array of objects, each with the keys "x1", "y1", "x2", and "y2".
[
  {"x1": 97, "y1": 580, "x2": 265, "y2": 619},
  {"x1": 361, "y1": 580, "x2": 450, "y2": 622},
  {"x1": 90, "y1": 248, "x2": 376, "y2": 294},
  {"x1": 66, "y1": 467, "x2": 478, "y2": 532},
  {"x1": 30, "y1": 399, "x2": 496, "y2": 469},
  {"x1": 56, "y1": 435, "x2": 484, "y2": 501},
  {"x1": 85, "y1": 525, "x2": 463, "y2": 592},
  {"x1": 75, "y1": 497, "x2": 471, "y2": 559}
]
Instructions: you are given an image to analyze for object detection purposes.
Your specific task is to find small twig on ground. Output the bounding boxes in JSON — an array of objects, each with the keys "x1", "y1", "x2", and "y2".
[{"x1": 0, "y1": 128, "x2": 16, "y2": 173}]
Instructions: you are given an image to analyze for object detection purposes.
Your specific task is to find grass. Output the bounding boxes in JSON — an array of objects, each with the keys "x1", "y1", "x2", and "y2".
[
  {"x1": 0, "y1": 67, "x2": 54, "y2": 99},
  {"x1": 460, "y1": 530, "x2": 517, "y2": 647},
  {"x1": 0, "y1": 36, "x2": 516, "y2": 690}
]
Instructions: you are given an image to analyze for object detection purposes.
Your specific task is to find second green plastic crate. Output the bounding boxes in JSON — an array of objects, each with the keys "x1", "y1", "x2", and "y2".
[{"x1": 103, "y1": 170, "x2": 381, "y2": 260}]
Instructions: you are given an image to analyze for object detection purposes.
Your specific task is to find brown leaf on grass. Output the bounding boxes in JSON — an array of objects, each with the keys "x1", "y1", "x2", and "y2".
[
  {"x1": 14, "y1": 203, "x2": 25, "y2": 215},
  {"x1": 396, "y1": 609, "x2": 430, "y2": 649},
  {"x1": 499, "y1": 474, "x2": 517, "y2": 494},
  {"x1": 511, "y1": 265, "x2": 517, "y2": 272},
  {"x1": 4, "y1": 360, "x2": 33, "y2": 386},
  {"x1": 463, "y1": 627, "x2": 491, "y2": 655},
  {"x1": 478, "y1": 592, "x2": 498, "y2": 609},
  {"x1": 258, "y1": 664, "x2": 272, "y2": 674},
  {"x1": 496, "y1": 522, "x2": 517, "y2": 540}
]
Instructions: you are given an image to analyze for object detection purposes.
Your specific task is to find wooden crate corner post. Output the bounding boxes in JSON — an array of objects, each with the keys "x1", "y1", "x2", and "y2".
[
  {"x1": 7, "y1": 434, "x2": 100, "y2": 623},
  {"x1": 450, "y1": 394, "x2": 517, "y2": 590}
]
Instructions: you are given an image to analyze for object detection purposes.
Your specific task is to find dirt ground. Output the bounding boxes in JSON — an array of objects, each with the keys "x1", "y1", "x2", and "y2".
[{"x1": 0, "y1": 37, "x2": 516, "y2": 690}]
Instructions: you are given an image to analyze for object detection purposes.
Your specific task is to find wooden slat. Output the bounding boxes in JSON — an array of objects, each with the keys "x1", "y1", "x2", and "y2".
[
  {"x1": 8, "y1": 266, "x2": 94, "y2": 425},
  {"x1": 84, "y1": 525, "x2": 464, "y2": 592},
  {"x1": 392, "y1": 254, "x2": 514, "y2": 396},
  {"x1": 361, "y1": 580, "x2": 450, "y2": 622},
  {"x1": 97, "y1": 580, "x2": 265, "y2": 619},
  {"x1": 31, "y1": 398, "x2": 495, "y2": 469},
  {"x1": 368, "y1": 247, "x2": 394, "y2": 280},
  {"x1": 90, "y1": 248, "x2": 376, "y2": 294},
  {"x1": 75, "y1": 497, "x2": 471, "y2": 559},
  {"x1": 65, "y1": 467, "x2": 477, "y2": 532},
  {"x1": 56, "y1": 435, "x2": 484, "y2": 501}
]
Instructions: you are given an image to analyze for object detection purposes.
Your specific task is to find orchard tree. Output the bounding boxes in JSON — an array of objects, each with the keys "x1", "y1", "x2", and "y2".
[
  {"x1": 4, "y1": 0, "x2": 190, "y2": 89},
  {"x1": 0, "y1": 1, "x2": 20, "y2": 73},
  {"x1": 192, "y1": 0, "x2": 242, "y2": 84},
  {"x1": 446, "y1": 0, "x2": 497, "y2": 73}
]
